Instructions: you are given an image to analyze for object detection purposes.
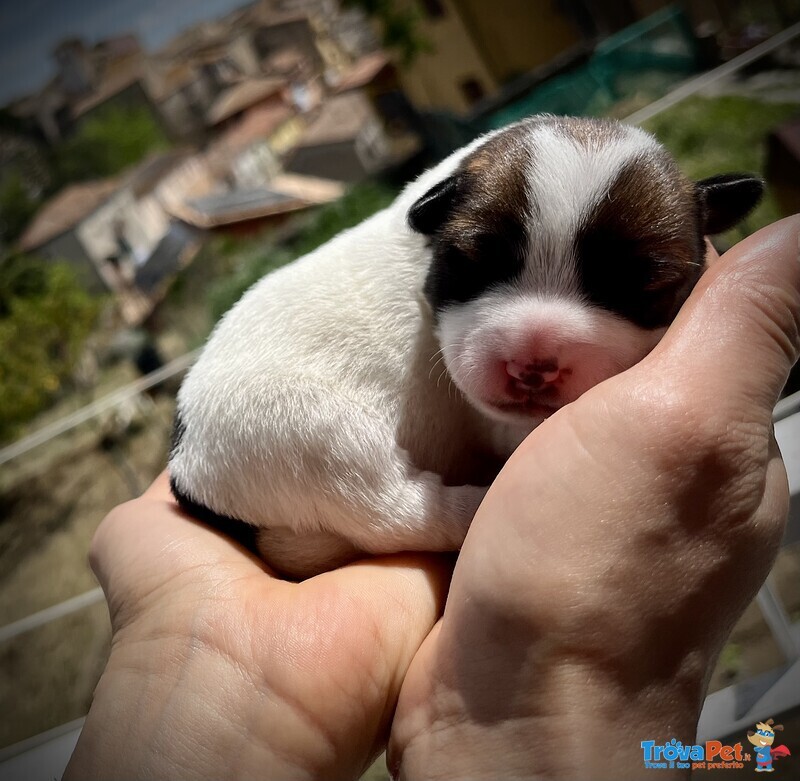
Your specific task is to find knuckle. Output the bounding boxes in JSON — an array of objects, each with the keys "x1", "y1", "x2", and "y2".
[
  {"x1": 732, "y1": 260, "x2": 800, "y2": 368},
  {"x1": 88, "y1": 498, "x2": 139, "y2": 575},
  {"x1": 627, "y1": 380, "x2": 765, "y2": 477}
]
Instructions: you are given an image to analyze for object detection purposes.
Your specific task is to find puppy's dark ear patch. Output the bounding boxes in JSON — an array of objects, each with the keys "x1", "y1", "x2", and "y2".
[
  {"x1": 696, "y1": 173, "x2": 764, "y2": 235},
  {"x1": 408, "y1": 174, "x2": 463, "y2": 235}
]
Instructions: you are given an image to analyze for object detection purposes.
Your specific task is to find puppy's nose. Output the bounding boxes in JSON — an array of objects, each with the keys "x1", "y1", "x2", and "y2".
[{"x1": 506, "y1": 359, "x2": 560, "y2": 388}]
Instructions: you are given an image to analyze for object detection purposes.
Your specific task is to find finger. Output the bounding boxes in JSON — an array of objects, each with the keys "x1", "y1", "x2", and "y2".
[
  {"x1": 90, "y1": 482, "x2": 272, "y2": 619},
  {"x1": 141, "y1": 470, "x2": 264, "y2": 564},
  {"x1": 288, "y1": 554, "x2": 452, "y2": 771},
  {"x1": 141, "y1": 469, "x2": 174, "y2": 502},
  {"x1": 652, "y1": 216, "x2": 800, "y2": 418}
]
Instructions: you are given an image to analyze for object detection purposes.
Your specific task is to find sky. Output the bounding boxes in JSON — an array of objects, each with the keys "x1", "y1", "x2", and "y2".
[{"x1": 0, "y1": 0, "x2": 255, "y2": 105}]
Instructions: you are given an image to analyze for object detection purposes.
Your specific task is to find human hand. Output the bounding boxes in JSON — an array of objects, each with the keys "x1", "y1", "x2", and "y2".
[
  {"x1": 67, "y1": 218, "x2": 799, "y2": 781},
  {"x1": 390, "y1": 216, "x2": 800, "y2": 779},
  {"x1": 64, "y1": 473, "x2": 452, "y2": 781}
]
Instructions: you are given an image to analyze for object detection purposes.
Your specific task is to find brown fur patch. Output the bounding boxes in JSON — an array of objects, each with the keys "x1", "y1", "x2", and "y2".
[
  {"x1": 443, "y1": 123, "x2": 532, "y2": 255},
  {"x1": 577, "y1": 147, "x2": 705, "y2": 327},
  {"x1": 421, "y1": 115, "x2": 706, "y2": 324},
  {"x1": 550, "y1": 115, "x2": 630, "y2": 148}
]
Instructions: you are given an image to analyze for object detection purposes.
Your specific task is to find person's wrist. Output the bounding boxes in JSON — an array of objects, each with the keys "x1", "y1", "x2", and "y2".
[
  {"x1": 65, "y1": 614, "x2": 336, "y2": 781},
  {"x1": 66, "y1": 631, "x2": 285, "y2": 780},
  {"x1": 393, "y1": 648, "x2": 704, "y2": 780}
]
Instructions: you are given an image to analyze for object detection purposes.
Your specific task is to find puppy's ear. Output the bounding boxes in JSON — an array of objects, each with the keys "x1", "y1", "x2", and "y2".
[
  {"x1": 696, "y1": 173, "x2": 764, "y2": 235},
  {"x1": 408, "y1": 174, "x2": 463, "y2": 236}
]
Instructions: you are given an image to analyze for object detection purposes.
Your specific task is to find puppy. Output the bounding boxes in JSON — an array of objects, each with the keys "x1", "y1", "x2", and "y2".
[{"x1": 169, "y1": 115, "x2": 763, "y2": 578}]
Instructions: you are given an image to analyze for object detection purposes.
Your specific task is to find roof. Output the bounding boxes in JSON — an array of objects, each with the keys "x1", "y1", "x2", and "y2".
[
  {"x1": 144, "y1": 59, "x2": 198, "y2": 102},
  {"x1": 92, "y1": 34, "x2": 141, "y2": 59},
  {"x1": 333, "y1": 52, "x2": 391, "y2": 93},
  {"x1": 70, "y1": 55, "x2": 144, "y2": 119},
  {"x1": 183, "y1": 187, "x2": 302, "y2": 227},
  {"x1": 179, "y1": 174, "x2": 344, "y2": 228},
  {"x1": 157, "y1": 20, "x2": 232, "y2": 61},
  {"x1": 204, "y1": 101, "x2": 295, "y2": 178},
  {"x1": 270, "y1": 173, "x2": 345, "y2": 203},
  {"x1": 18, "y1": 178, "x2": 120, "y2": 252},
  {"x1": 296, "y1": 92, "x2": 375, "y2": 148},
  {"x1": 207, "y1": 78, "x2": 287, "y2": 125},
  {"x1": 122, "y1": 149, "x2": 194, "y2": 197},
  {"x1": 221, "y1": 102, "x2": 295, "y2": 149},
  {"x1": 262, "y1": 46, "x2": 314, "y2": 78}
]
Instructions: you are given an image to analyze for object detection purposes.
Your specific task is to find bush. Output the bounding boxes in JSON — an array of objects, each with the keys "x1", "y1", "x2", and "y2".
[
  {"x1": 0, "y1": 173, "x2": 41, "y2": 246},
  {"x1": 0, "y1": 257, "x2": 101, "y2": 442},
  {"x1": 54, "y1": 105, "x2": 169, "y2": 184}
]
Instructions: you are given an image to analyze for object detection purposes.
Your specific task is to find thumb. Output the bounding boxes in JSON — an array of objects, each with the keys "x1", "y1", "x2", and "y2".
[{"x1": 650, "y1": 215, "x2": 800, "y2": 422}]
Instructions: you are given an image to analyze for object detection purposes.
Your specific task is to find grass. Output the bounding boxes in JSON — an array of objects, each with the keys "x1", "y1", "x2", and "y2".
[{"x1": 643, "y1": 94, "x2": 800, "y2": 246}]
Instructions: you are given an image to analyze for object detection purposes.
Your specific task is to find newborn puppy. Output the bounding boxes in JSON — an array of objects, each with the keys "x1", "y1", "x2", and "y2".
[{"x1": 169, "y1": 115, "x2": 763, "y2": 578}]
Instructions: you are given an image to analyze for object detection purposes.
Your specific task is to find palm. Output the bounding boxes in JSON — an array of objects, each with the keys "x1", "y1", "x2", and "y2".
[
  {"x1": 91, "y1": 475, "x2": 450, "y2": 780},
  {"x1": 389, "y1": 221, "x2": 797, "y2": 778}
]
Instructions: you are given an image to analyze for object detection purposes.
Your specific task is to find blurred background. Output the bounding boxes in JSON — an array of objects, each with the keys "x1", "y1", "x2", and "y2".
[{"x1": 1, "y1": 1, "x2": 799, "y2": 778}]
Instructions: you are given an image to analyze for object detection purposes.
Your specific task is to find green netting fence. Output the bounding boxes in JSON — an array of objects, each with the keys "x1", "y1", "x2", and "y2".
[{"x1": 484, "y1": 4, "x2": 700, "y2": 130}]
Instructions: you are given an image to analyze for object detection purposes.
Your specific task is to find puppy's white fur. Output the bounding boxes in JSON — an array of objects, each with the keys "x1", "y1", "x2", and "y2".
[{"x1": 170, "y1": 118, "x2": 682, "y2": 577}]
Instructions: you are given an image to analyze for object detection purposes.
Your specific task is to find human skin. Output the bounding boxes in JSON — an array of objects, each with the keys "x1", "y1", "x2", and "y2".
[
  {"x1": 65, "y1": 217, "x2": 800, "y2": 781},
  {"x1": 390, "y1": 216, "x2": 800, "y2": 779}
]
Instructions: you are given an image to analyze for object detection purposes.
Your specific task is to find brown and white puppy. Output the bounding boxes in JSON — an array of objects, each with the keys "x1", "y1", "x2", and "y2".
[{"x1": 169, "y1": 115, "x2": 763, "y2": 578}]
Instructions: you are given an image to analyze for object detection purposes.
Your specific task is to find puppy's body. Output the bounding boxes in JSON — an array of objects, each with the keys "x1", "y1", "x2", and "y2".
[
  {"x1": 173, "y1": 205, "x2": 497, "y2": 573},
  {"x1": 170, "y1": 116, "x2": 763, "y2": 577}
]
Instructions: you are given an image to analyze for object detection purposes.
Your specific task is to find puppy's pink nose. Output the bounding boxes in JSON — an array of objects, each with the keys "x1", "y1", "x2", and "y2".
[{"x1": 507, "y1": 359, "x2": 560, "y2": 388}]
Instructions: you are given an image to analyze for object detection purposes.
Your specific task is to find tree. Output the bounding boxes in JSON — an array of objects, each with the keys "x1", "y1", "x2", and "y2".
[
  {"x1": 0, "y1": 173, "x2": 41, "y2": 247},
  {"x1": 344, "y1": 0, "x2": 431, "y2": 65},
  {"x1": 0, "y1": 256, "x2": 101, "y2": 442},
  {"x1": 54, "y1": 104, "x2": 169, "y2": 184}
]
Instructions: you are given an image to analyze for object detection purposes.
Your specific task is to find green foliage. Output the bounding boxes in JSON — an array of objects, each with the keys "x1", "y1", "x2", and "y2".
[
  {"x1": 208, "y1": 182, "x2": 398, "y2": 321},
  {"x1": 54, "y1": 105, "x2": 169, "y2": 184},
  {"x1": 0, "y1": 257, "x2": 101, "y2": 442},
  {"x1": 0, "y1": 254, "x2": 49, "y2": 315},
  {"x1": 288, "y1": 181, "x2": 398, "y2": 256},
  {"x1": 643, "y1": 95, "x2": 799, "y2": 245},
  {"x1": 718, "y1": 642, "x2": 743, "y2": 680},
  {"x1": 343, "y1": 0, "x2": 431, "y2": 65},
  {"x1": 0, "y1": 173, "x2": 41, "y2": 246}
]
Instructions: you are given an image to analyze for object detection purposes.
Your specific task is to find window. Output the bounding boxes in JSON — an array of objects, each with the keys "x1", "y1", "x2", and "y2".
[
  {"x1": 459, "y1": 77, "x2": 485, "y2": 106},
  {"x1": 420, "y1": 0, "x2": 445, "y2": 19}
]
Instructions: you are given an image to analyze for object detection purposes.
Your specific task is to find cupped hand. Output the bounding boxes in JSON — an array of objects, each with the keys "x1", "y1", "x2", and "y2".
[
  {"x1": 65, "y1": 473, "x2": 452, "y2": 781},
  {"x1": 390, "y1": 217, "x2": 800, "y2": 779},
  {"x1": 66, "y1": 218, "x2": 800, "y2": 781}
]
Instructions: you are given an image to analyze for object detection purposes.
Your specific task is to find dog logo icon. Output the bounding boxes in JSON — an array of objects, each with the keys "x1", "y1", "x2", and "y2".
[{"x1": 747, "y1": 719, "x2": 791, "y2": 772}]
